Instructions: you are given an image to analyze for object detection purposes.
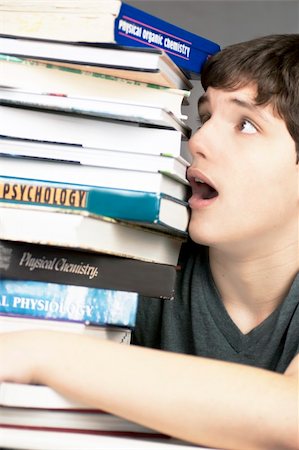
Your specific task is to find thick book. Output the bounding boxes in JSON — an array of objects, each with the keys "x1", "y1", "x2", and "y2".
[
  {"x1": 0, "y1": 206, "x2": 185, "y2": 265},
  {"x1": 0, "y1": 427, "x2": 202, "y2": 450},
  {"x1": 0, "y1": 55, "x2": 190, "y2": 120},
  {"x1": 0, "y1": 34, "x2": 192, "y2": 91},
  {"x1": 115, "y1": 3, "x2": 220, "y2": 75},
  {"x1": 0, "y1": 278, "x2": 138, "y2": 327},
  {"x1": 0, "y1": 175, "x2": 189, "y2": 233},
  {"x1": 0, "y1": 1, "x2": 220, "y2": 76},
  {"x1": 0, "y1": 138, "x2": 190, "y2": 187},
  {"x1": 0, "y1": 382, "x2": 102, "y2": 410},
  {"x1": 0, "y1": 155, "x2": 189, "y2": 203},
  {"x1": 0, "y1": 87, "x2": 191, "y2": 138},
  {"x1": 0, "y1": 408, "x2": 164, "y2": 439},
  {"x1": 0, "y1": 239, "x2": 178, "y2": 299},
  {"x1": 0, "y1": 314, "x2": 131, "y2": 344},
  {"x1": 0, "y1": 176, "x2": 190, "y2": 234},
  {"x1": 0, "y1": 1, "x2": 121, "y2": 43},
  {"x1": 0, "y1": 105, "x2": 192, "y2": 162}
]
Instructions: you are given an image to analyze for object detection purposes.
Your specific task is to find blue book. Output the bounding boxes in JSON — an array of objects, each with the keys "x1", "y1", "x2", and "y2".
[
  {"x1": 115, "y1": 3, "x2": 220, "y2": 75},
  {"x1": 0, "y1": 176, "x2": 190, "y2": 234},
  {"x1": 0, "y1": 279, "x2": 138, "y2": 328}
]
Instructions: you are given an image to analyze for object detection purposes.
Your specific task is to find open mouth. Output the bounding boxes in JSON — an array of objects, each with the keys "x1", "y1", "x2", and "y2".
[{"x1": 188, "y1": 175, "x2": 219, "y2": 201}]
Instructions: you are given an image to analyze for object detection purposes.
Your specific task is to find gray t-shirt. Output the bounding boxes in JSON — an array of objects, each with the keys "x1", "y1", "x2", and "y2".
[{"x1": 132, "y1": 242, "x2": 299, "y2": 373}]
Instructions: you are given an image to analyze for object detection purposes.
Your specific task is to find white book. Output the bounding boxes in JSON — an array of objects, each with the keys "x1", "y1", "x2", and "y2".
[
  {"x1": 0, "y1": 406, "x2": 163, "y2": 436},
  {"x1": 0, "y1": 382, "x2": 91, "y2": 410},
  {"x1": 0, "y1": 87, "x2": 190, "y2": 137},
  {"x1": 0, "y1": 206, "x2": 185, "y2": 265},
  {"x1": 0, "y1": 155, "x2": 188, "y2": 201},
  {"x1": 0, "y1": 138, "x2": 189, "y2": 184},
  {"x1": 0, "y1": 34, "x2": 192, "y2": 90},
  {"x1": 0, "y1": 314, "x2": 131, "y2": 344},
  {"x1": 0, "y1": 56, "x2": 190, "y2": 119},
  {"x1": 0, "y1": 35, "x2": 167, "y2": 70},
  {"x1": 0, "y1": 426, "x2": 206, "y2": 450},
  {"x1": 0, "y1": 1, "x2": 121, "y2": 13},
  {"x1": 0, "y1": 105, "x2": 191, "y2": 162}
]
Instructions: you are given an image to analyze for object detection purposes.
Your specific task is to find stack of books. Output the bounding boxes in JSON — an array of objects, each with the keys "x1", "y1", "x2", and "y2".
[
  {"x1": 0, "y1": 1, "x2": 220, "y2": 448},
  {"x1": 0, "y1": 0, "x2": 220, "y2": 75}
]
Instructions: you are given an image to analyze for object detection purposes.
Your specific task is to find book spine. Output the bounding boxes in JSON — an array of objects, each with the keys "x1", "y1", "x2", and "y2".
[
  {"x1": 0, "y1": 240, "x2": 176, "y2": 299},
  {"x1": 115, "y1": 3, "x2": 220, "y2": 74},
  {"x1": 0, "y1": 280, "x2": 138, "y2": 327},
  {"x1": 0, "y1": 177, "x2": 187, "y2": 225}
]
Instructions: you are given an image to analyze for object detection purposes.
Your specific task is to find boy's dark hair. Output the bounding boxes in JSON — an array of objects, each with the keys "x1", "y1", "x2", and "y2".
[{"x1": 201, "y1": 34, "x2": 299, "y2": 163}]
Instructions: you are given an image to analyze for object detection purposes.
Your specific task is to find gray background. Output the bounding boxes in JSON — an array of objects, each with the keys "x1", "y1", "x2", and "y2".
[
  {"x1": 125, "y1": 0, "x2": 299, "y2": 48},
  {"x1": 125, "y1": 0, "x2": 299, "y2": 155}
]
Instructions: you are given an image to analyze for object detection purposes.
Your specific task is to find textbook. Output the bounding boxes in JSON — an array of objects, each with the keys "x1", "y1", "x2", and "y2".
[
  {"x1": 0, "y1": 1, "x2": 220, "y2": 75},
  {"x1": 0, "y1": 138, "x2": 190, "y2": 187},
  {"x1": 115, "y1": 3, "x2": 220, "y2": 75},
  {"x1": 0, "y1": 427, "x2": 203, "y2": 450},
  {"x1": 0, "y1": 87, "x2": 191, "y2": 137},
  {"x1": 0, "y1": 1, "x2": 121, "y2": 43},
  {"x1": 0, "y1": 106, "x2": 191, "y2": 162},
  {"x1": 0, "y1": 407, "x2": 164, "y2": 438},
  {"x1": 0, "y1": 35, "x2": 192, "y2": 91},
  {"x1": 0, "y1": 206, "x2": 185, "y2": 265},
  {"x1": 0, "y1": 382, "x2": 101, "y2": 410},
  {"x1": 0, "y1": 314, "x2": 132, "y2": 344},
  {"x1": 0, "y1": 55, "x2": 190, "y2": 120},
  {"x1": 0, "y1": 240, "x2": 178, "y2": 299},
  {"x1": 0, "y1": 176, "x2": 190, "y2": 234},
  {"x1": 0, "y1": 279, "x2": 138, "y2": 327},
  {"x1": 0, "y1": 156, "x2": 189, "y2": 203}
]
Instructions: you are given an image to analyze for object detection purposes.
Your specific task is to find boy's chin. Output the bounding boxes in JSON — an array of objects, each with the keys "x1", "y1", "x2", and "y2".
[{"x1": 187, "y1": 222, "x2": 216, "y2": 247}]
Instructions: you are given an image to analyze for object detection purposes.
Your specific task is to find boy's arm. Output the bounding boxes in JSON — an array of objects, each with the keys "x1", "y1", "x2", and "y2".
[{"x1": 0, "y1": 330, "x2": 298, "y2": 450}]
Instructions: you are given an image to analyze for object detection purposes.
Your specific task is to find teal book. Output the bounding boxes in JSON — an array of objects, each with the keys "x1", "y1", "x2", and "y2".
[
  {"x1": 0, "y1": 279, "x2": 138, "y2": 328},
  {"x1": 0, "y1": 176, "x2": 190, "y2": 234}
]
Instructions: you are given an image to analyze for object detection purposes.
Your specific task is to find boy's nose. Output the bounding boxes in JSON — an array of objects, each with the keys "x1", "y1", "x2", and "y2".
[{"x1": 188, "y1": 127, "x2": 209, "y2": 160}]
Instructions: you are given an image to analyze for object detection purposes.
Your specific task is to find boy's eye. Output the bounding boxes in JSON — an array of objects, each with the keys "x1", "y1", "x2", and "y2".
[{"x1": 239, "y1": 119, "x2": 257, "y2": 134}]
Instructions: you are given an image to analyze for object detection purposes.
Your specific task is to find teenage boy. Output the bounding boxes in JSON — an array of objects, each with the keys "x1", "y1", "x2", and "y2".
[{"x1": 0, "y1": 34, "x2": 298, "y2": 450}]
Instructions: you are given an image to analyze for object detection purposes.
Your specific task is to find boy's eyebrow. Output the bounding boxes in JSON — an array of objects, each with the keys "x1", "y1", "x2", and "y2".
[
  {"x1": 229, "y1": 98, "x2": 269, "y2": 121},
  {"x1": 197, "y1": 94, "x2": 269, "y2": 122}
]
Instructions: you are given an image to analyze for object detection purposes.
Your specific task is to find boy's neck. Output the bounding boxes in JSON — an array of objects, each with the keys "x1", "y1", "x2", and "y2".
[{"x1": 208, "y1": 237, "x2": 298, "y2": 334}]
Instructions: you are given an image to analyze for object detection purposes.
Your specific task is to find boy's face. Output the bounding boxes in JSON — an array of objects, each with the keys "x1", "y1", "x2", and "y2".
[{"x1": 187, "y1": 85, "x2": 298, "y2": 252}]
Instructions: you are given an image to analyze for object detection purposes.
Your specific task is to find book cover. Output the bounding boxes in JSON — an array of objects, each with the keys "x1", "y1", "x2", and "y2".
[
  {"x1": 0, "y1": 279, "x2": 138, "y2": 327},
  {"x1": 0, "y1": 105, "x2": 191, "y2": 161},
  {"x1": 0, "y1": 407, "x2": 165, "y2": 438},
  {"x1": 0, "y1": 382, "x2": 89, "y2": 409},
  {"x1": 0, "y1": 87, "x2": 191, "y2": 138},
  {"x1": 0, "y1": 206, "x2": 185, "y2": 265},
  {"x1": 0, "y1": 34, "x2": 192, "y2": 91},
  {"x1": 0, "y1": 176, "x2": 190, "y2": 234},
  {"x1": 0, "y1": 104, "x2": 188, "y2": 156},
  {"x1": 0, "y1": 139, "x2": 190, "y2": 187},
  {"x1": 0, "y1": 55, "x2": 190, "y2": 120},
  {"x1": 0, "y1": 239, "x2": 178, "y2": 299},
  {"x1": 0, "y1": 156, "x2": 189, "y2": 203},
  {"x1": 0, "y1": 426, "x2": 200, "y2": 450},
  {"x1": 0, "y1": 1, "x2": 220, "y2": 75},
  {"x1": 115, "y1": 3, "x2": 220, "y2": 75},
  {"x1": 0, "y1": 314, "x2": 132, "y2": 344}
]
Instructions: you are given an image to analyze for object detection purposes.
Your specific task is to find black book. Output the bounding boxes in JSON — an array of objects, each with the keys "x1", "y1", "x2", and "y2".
[{"x1": 0, "y1": 240, "x2": 178, "y2": 299}]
